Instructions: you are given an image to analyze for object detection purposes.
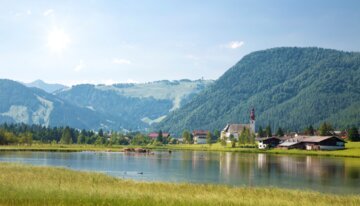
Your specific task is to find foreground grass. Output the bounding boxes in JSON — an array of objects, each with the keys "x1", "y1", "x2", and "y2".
[
  {"x1": 1, "y1": 142, "x2": 360, "y2": 158},
  {"x1": 0, "y1": 163, "x2": 358, "y2": 206}
]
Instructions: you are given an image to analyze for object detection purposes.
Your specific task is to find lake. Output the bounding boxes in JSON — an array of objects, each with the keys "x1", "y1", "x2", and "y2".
[{"x1": 0, "y1": 150, "x2": 359, "y2": 194}]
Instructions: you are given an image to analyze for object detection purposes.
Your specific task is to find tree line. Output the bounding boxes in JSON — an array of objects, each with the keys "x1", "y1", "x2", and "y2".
[
  {"x1": 256, "y1": 122, "x2": 359, "y2": 141},
  {"x1": 0, "y1": 123, "x2": 180, "y2": 146},
  {"x1": 0, "y1": 121, "x2": 358, "y2": 146}
]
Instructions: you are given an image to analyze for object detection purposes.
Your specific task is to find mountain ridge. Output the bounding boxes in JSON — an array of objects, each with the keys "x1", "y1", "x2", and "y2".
[
  {"x1": 156, "y1": 47, "x2": 360, "y2": 135},
  {"x1": 0, "y1": 78, "x2": 213, "y2": 131},
  {"x1": 24, "y1": 79, "x2": 68, "y2": 93}
]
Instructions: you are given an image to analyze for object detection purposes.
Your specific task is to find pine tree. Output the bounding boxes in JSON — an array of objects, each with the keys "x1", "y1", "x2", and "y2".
[
  {"x1": 156, "y1": 130, "x2": 163, "y2": 143},
  {"x1": 258, "y1": 126, "x2": 265, "y2": 137},
  {"x1": 276, "y1": 127, "x2": 284, "y2": 137},
  {"x1": 348, "y1": 126, "x2": 360, "y2": 141},
  {"x1": 213, "y1": 129, "x2": 220, "y2": 142},
  {"x1": 265, "y1": 125, "x2": 272, "y2": 137},
  {"x1": 319, "y1": 122, "x2": 334, "y2": 136},
  {"x1": 60, "y1": 127, "x2": 72, "y2": 144},
  {"x1": 306, "y1": 125, "x2": 315, "y2": 136}
]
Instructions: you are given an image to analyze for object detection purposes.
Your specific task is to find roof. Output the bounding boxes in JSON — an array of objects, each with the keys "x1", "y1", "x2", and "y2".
[
  {"x1": 279, "y1": 135, "x2": 345, "y2": 146},
  {"x1": 279, "y1": 141, "x2": 301, "y2": 147},
  {"x1": 255, "y1": 137, "x2": 281, "y2": 141},
  {"x1": 148, "y1": 132, "x2": 170, "y2": 138},
  {"x1": 192, "y1": 130, "x2": 208, "y2": 135},
  {"x1": 222, "y1": 124, "x2": 250, "y2": 133},
  {"x1": 301, "y1": 136, "x2": 346, "y2": 143}
]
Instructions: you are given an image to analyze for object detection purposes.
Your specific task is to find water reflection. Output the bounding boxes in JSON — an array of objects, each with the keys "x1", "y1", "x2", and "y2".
[
  {"x1": 0, "y1": 151, "x2": 359, "y2": 194},
  {"x1": 219, "y1": 153, "x2": 360, "y2": 193}
]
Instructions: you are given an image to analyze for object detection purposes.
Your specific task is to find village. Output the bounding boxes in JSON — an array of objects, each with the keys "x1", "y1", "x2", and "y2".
[{"x1": 147, "y1": 108, "x2": 350, "y2": 151}]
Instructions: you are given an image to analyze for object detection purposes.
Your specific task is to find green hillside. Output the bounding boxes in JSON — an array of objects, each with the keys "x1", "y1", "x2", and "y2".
[
  {"x1": 156, "y1": 47, "x2": 360, "y2": 135},
  {"x1": 56, "y1": 80, "x2": 212, "y2": 130},
  {"x1": 0, "y1": 79, "x2": 118, "y2": 130},
  {"x1": 0, "y1": 79, "x2": 212, "y2": 131}
]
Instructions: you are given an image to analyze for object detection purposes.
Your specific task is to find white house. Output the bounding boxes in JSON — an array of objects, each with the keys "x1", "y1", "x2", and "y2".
[{"x1": 192, "y1": 130, "x2": 208, "y2": 144}]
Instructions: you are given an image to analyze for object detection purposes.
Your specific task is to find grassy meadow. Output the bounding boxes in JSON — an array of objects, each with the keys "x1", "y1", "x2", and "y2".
[
  {"x1": 0, "y1": 141, "x2": 359, "y2": 158},
  {"x1": 154, "y1": 141, "x2": 360, "y2": 157},
  {"x1": 0, "y1": 163, "x2": 359, "y2": 206}
]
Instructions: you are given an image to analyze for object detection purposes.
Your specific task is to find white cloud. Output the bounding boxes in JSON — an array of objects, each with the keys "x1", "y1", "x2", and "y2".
[
  {"x1": 26, "y1": 10, "x2": 32, "y2": 15},
  {"x1": 113, "y1": 58, "x2": 131, "y2": 65},
  {"x1": 74, "y1": 60, "x2": 86, "y2": 72},
  {"x1": 43, "y1": 9, "x2": 54, "y2": 16},
  {"x1": 225, "y1": 41, "x2": 244, "y2": 49}
]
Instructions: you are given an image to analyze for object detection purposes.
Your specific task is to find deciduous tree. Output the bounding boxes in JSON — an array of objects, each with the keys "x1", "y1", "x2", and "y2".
[{"x1": 206, "y1": 131, "x2": 212, "y2": 146}]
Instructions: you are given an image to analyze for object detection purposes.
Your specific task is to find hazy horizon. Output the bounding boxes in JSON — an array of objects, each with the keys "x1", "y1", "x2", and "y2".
[{"x1": 21, "y1": 76, "x2": 213, "y2": 86}]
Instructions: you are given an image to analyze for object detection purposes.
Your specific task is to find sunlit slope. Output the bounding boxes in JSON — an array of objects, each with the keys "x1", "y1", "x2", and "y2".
[
  {"x1": 55, "y1": 79, "x2": 212, "y2": 128},
  {"x1": 0, "y1": 79, "x2": 113, "y2": 130}
]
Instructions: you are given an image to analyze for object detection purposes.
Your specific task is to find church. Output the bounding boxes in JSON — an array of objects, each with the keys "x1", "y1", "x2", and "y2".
[{"x1": 220, "y1": 108, "x2": 256, "y2": 142}]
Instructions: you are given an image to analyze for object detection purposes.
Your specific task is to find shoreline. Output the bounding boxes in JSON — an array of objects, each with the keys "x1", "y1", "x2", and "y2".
[
  {"x1": 0, "y1": 142, "x2": 359, "y2": 158},
  {"x1": 0, "y1": 162, "x2": 358, "y2": 205}
]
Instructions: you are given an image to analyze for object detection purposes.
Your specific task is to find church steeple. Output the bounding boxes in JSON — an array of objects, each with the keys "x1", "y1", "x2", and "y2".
[
  {"x1": 250, "y1": 108, "x2": 255, "y2": 121},
  {"x1": 250, "y1": 108, "x2": 255, "y2": 133}
]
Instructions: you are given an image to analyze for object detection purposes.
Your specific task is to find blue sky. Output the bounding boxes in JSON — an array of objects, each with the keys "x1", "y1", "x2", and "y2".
[{"x1": 0, "y1": 0, "x2": 359, "y2": 85}]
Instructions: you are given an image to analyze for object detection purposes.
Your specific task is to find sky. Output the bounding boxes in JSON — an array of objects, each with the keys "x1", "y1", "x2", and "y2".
[{"x1": 0, "y1": 0, "x2": 360, "y2": 86}]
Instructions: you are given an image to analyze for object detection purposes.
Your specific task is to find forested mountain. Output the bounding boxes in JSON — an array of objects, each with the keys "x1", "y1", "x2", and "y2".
[
  {"x1": 24, "y1": 79, "x2": 68, "y2": 93},
  {"x1": 55, "y1": 80, "x2": 212, "y2": 128},
  {"x1": 156, "y1": 47, "x2": 360, "y2": 135},
  {"x1": 0, "y1": 79, "x2": 212, "y2": 131},
  {"x1": 0, "y1": 79, "x2": 115, "y2": 130}
]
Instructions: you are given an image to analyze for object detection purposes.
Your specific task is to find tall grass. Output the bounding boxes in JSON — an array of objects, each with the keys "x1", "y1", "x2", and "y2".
[{"x1": 0, "y1": 163, "x2": 359, "y2": 205}]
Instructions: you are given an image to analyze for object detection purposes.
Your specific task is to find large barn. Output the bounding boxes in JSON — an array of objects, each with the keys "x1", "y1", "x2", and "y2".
[{"x1": 278, "y1": 136, "x2": 346, "y2": 150}]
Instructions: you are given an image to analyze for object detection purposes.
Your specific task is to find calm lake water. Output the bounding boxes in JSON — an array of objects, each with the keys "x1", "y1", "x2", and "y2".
[{"x1": 0, "y1": 150, "x2": 359, "y2": 194}]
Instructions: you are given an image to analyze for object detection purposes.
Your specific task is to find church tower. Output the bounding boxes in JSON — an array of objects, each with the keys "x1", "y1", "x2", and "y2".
[{"x1": 249, "y1": 108, "x2": 255, "y2": 133}]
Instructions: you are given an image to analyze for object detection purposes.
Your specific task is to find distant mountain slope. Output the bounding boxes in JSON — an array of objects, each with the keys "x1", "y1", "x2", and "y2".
[
  {"x1": 157, "y1": 47, "x2": 360, "y2": 135},
  {"x1": 0, "y1": 79, "x2": 118, "y2": 130},
  {"x1": 0, "y1": 79, "x2": 212, "y2": 131},
  {"x1": 55, "y1": 80, "x2": 213, "y2": 129},
  {"x1": 25, "y1": 79, "x2": 68, "y2": 93}
]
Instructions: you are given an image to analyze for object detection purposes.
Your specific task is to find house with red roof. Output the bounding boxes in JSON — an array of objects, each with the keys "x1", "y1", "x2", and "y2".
[
  {"x1": 192, "y1": 130, "x2": 209, "y2": 144},
  {"x1": 148, "y1": 132, "x2": 170, "y2": 139}
]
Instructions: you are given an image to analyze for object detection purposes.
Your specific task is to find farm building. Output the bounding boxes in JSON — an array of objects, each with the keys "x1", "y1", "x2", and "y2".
[{"x1": 278, "y1": 136, "x2": 346, "y2": 150}]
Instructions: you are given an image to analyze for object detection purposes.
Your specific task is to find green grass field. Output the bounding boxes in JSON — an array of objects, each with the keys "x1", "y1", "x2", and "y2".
[
  {"x1": 0, "y1": 142, "x2": 359, "y2": 158},
  {"x1": 0, "y1": 163, "x2": 358, "y2": 206}
]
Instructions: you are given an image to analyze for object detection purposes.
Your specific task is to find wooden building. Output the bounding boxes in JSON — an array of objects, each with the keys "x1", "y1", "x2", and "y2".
[
  {"x1": 278, "y1": 136, "x2": 346, "y2": 150},
  {"x1": 256, "y1": 137, "x2": 281, "y2": 149}
]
